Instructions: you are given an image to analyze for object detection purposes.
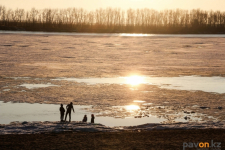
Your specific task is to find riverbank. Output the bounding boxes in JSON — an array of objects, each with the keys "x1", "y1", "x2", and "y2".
[
  {"x1": 1, "y1": 121, "x2": 225, "y2": 134},
  {"x1": 0, "y1": 129, "x2": 224, "y2": 149},
  {"x1": 1, "y1": 27, "x2": 225, "y2": 34}
]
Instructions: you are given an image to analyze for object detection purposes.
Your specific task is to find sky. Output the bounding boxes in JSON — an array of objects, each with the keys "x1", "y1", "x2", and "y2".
[{"x1": 0, "y1": 0, "x2": 225, "y2": 11}]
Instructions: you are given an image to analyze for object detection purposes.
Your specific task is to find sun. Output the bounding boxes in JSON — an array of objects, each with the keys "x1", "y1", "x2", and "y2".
[
  {"x1": 125, "y1": 105, "x2": 140, "y2": 111},
  {"x1": 125, "y1": 75, "x2": 145, "y2": 86}
]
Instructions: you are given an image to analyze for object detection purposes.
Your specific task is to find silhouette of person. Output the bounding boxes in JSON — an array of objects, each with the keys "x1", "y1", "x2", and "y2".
[
  {"x1": 65, "y1": 102, "x2": 75, "y2": 122},
  {"x1": 59, "y1": 104, "x2": 65, "y2": 122},
  {"x1": 82, "y1": 115, "x2": 87, "y2": 122},
  {"x1": 91, "y1": 114, "x2": 95, "y2": 123}
]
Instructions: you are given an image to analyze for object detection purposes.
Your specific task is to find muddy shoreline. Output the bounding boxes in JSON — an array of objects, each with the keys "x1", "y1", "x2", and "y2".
[{"x1": 0, "y1": 129, "x2": 225, "y2": 150}]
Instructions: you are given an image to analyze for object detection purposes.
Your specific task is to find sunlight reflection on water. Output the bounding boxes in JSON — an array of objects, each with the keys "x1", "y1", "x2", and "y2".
[
  {"x1": 125, "y1": 105, "x2": 140, "y2": 111},
  {"x1": 0, "y1": 101, "x2": 165, "y2": 126},
  {"x1": 52, "y1": 76, "x2": 225, "y2": 93},
  {"x1": 0, "y1": 101, "x2": 217, "y2": 127},
  {"x1": 125, "y1": 76, "x2": 145, "y2": 85}
]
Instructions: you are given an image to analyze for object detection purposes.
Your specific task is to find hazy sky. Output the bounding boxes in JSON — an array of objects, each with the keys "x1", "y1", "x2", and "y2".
[{"x1": 1, "y1": 0, "x2": 225, "y2": 11}]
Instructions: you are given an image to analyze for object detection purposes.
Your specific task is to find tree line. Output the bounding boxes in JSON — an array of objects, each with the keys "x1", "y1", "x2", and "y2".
[{"x1": 0, "y1": 5, "x2": 225, "y2": 33}]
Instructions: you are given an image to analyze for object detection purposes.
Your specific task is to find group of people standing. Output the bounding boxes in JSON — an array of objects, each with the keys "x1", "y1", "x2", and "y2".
[{"x1": 59, "y1": 102, "x2": 95, "y2": 123}]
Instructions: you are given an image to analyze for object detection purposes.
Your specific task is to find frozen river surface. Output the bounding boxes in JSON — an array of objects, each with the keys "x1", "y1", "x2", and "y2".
[{"x1": 0, "y1": 32, "x2": 225, "y2": 127}]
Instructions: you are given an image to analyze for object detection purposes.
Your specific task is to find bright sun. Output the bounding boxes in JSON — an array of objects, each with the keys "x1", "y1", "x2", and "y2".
[
  {"x1": 125, "y1": 75, "x2": 145, "y2": 86},
  {"x1": 125, "y1": 105, "x2": 140, "y2": 111}
]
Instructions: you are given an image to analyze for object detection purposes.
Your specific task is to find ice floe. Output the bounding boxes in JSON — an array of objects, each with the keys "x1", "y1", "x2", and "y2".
[{"x1": 19, "y1": 83, "x2": 58, "y2": 89}]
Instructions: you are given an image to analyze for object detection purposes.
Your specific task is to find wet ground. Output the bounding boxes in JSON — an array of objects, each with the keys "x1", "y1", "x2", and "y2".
[
  {"x1": 0, "y1": 33, "x2": 225, "y2": 126},
  {"x1": 1, "y1": 100, "x2": 215, "y2": 127}
]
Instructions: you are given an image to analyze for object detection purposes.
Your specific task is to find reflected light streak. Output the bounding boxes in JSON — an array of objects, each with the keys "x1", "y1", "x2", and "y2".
[
  {"x1": 133, "y1": 100, "x2": 146, "y2": 103},
  {"x1": 119, "y1": 33, "x2": 151, "y2": 37}
]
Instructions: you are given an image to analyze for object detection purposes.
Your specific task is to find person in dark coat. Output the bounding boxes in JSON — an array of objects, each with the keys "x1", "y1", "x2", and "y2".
[
  {"x1": 65, "y1": 102, "x2": 75, "y2": 122},
  {"x1": 82, "y1": 115, "x2": 87, "y2": 122},
  {"x1": 91, "y1": 114, "x2": 95, "y2": 123},
  {"x1": 59, "y1": 104, "x2": 65, "y2": 122}
]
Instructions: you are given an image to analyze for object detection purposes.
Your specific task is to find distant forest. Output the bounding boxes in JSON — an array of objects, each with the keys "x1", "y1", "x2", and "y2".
[{"x1": 0, "y1": 5, "x2": 225, "y2": 34}]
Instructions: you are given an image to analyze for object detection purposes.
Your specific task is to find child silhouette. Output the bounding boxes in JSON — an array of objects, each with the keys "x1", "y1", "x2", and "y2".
[
  {"x1": 82, "y1": 115, "x2": 87, "y2": 122},
  {"x1": 91, "y1": 114, "x2": 95, "y2": 123}
]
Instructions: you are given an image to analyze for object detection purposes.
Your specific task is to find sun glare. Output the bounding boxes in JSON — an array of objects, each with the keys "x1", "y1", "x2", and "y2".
[
  {"x1": 125, "y1": 76, "x2": 145, "y2": 86},
  {"x1": 125, "y1": 105, "x2": 140, "y2": 111}
]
